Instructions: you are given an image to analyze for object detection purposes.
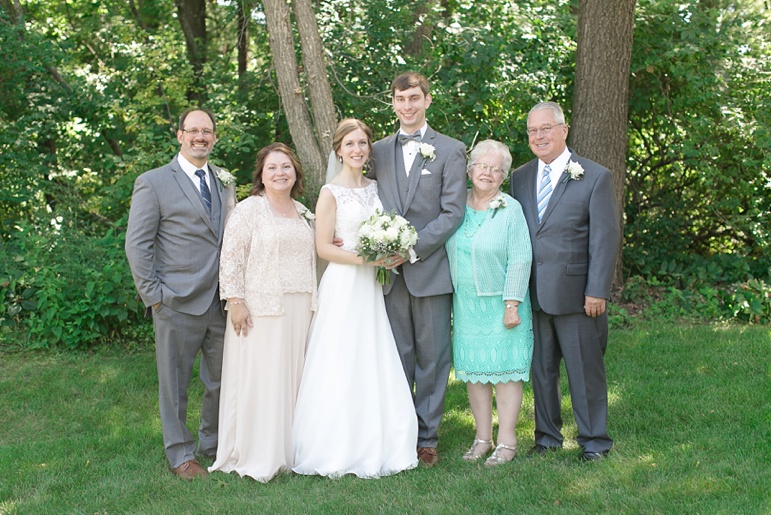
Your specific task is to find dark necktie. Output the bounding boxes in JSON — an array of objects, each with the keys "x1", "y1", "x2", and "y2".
[
  {"x1": 398, "y1": 131, "x2": 422, "y2": 145},
  {"x1": 537, "y1": 165, "x2": 553, "y2": 223},
  {"x1": 195, "y1": 169, "x2": 212, "y2": 214}
]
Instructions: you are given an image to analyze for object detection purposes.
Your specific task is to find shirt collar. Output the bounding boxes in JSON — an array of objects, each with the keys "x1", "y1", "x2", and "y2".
[
  {"x1": 538, "y1": 147, "x2": 571, "y2": 180},
  {"x1": 398, "y1": 122, "x2": 428, "y2": 138}
]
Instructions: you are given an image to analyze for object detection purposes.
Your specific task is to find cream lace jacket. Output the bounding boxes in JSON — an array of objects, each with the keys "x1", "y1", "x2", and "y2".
[{"x1": 219, "y1": 194, "x2": 317, "y2": 316}]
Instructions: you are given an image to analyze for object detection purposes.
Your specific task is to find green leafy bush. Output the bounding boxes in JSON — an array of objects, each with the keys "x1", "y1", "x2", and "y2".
[{"x1": 2, "y1": 220, "x2": 148, "y2": 349}]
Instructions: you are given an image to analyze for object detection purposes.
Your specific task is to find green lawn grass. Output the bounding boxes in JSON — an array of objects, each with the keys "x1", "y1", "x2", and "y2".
[{"x1": 1, "y1": 323, "x2": 769, "y2": 514}]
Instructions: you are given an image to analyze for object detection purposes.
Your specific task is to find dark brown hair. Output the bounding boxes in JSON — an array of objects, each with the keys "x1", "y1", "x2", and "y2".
[
  {"x1": 250, "y1": 142, "x2": 304, "y2": 198},
  {"x1": 391, "y1": 72, "x2": 430, "y2": 97},
  {"x1": 178, "y1": 108, "x2": 217, "y2": 133}
]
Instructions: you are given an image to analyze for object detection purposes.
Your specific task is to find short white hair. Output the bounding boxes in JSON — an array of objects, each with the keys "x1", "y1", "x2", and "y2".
[
  {"x1": 468, "y1": 140, "x2": 513, "y2": 178},
  {"x1": 528, "y1": 101, "x2": 566, "y2": 125}
]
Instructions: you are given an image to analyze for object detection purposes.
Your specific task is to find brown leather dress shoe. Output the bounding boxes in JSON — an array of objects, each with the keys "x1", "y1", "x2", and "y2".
[
  {"x1": 417, "y1": 447, "x2": 439, "y2": 467},
  {"x1": 171, "y1": 459, "x2": 207, "y2": 480}
]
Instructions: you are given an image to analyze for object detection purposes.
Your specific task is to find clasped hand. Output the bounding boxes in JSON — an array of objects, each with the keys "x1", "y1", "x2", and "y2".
[{"x1": 229, "y1": 302, "x2": 253, "y2": 336}]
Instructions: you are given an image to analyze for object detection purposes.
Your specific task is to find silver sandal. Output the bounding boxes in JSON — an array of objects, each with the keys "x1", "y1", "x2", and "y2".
[
  {"x1": 462, "y1": 438, "x2": 494, "y2": 462},
  {"x1": 484, "y1": 442, "x2": 517, "y2": 467}
]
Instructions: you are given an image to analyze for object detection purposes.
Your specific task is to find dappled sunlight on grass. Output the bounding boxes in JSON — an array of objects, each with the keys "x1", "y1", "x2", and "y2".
[{"x1": 1, "y1": 324, "x2": 768, "y2": 512}]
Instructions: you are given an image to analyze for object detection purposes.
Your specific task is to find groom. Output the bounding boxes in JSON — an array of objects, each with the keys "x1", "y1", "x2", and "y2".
[
  {"x1": 370, "y1": 72, "x2": 466, "y2": 466},
  {"x1": 125, "y1": 108, "x2": 236, "y2": 479}
]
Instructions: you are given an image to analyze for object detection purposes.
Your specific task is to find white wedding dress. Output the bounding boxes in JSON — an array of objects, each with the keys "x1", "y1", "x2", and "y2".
[{"x1": 292, "y1": 182, "x2": 418, "y2": 478}]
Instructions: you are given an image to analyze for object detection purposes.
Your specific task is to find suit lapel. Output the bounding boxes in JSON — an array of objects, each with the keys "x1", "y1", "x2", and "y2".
[
  {"x1": 380, "y1": 134, "x2": 404, "y2": 214},
  {"x1": 171, "y1": 158, "x2": 217, "y2": 236},
  {"x1": 538, "y1": 153, "x2": 573, "y2": 228},
  {"x1": 520, "y1": 161, "x2": 541, "y2": 235}
]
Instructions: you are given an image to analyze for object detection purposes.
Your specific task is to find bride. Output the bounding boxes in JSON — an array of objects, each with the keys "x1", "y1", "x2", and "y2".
[{"x1": 292, "y1": 119, "x2": 418, "y2": 478}]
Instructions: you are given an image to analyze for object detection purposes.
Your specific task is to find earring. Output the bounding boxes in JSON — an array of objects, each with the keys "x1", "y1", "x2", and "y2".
[{"x1": 337, "y1": 155, "x2": 343, "y2": 163}]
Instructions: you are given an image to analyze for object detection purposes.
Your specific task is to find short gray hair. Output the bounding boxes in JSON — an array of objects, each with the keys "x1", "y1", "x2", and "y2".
[
  {"x1": 468, "y1": 139, "x2": 513, "y2": 178},
  {"x1": 528, "y1": 101, "x2": 566, "y2": 125}
]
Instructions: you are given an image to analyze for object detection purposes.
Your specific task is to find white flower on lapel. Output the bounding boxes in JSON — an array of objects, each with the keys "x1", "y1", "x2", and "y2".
[
  {"x1": 562, "y1": 161, "x2": 585, "y2": 183},
  {"x1": 216, "y1": 169, "x2": 236, "y2": 187},
  {"x1": 489, "y1": 195, "x2": 507, "y2": 211},
  {"x1": 298, "y1": 204, "x2": 316, "y2": 222},
  {"x1": 489, "y1": 194, "x2": 507, "y2": 218},
  {"x1": 419, "y1": 143, "x2": 436, "y2": 162}
]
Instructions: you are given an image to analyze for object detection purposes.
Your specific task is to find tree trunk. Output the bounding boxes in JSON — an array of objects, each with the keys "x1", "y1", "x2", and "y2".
[
  {"x1": 174, "y1": 0, "x2": 207, "y2": 102},
  {"x1": 405, "y1": 0, "x2": 435, "y2": 57},
  {"x1": 1, "y1": 0, "x2": 23, "y2": 24},
  {"x1": 237, "y1": 0, "x2": 249, "y2": 80},
  {"x1": 263, "y1": 0, "x2": 329, "y2": 191},
  {"x1": 570, "y1": 0, "x2": 636, "y2": 290},
  {"x1": 292, "y1": 0, "x2": 336, "y2": 161}
]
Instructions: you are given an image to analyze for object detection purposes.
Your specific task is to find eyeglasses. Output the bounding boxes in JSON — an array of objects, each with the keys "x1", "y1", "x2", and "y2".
[
  {"x1": 181, "y1": 128, "x2": 215, "y2": 137},
  {"x1": 471, "y1": 163, "x2": 504, "y2": 175},
  {"x1": 526, "y1": 123, "x2": 564, "y2": 137}
]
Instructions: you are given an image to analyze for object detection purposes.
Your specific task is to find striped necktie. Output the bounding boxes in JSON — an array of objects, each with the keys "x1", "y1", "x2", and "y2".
[
  {"x1": 195, "y1": 169, "x2": 212, "y2": 214},
  {"x1": 537, "y1": 165, "x2": 553, "y2": 223}
]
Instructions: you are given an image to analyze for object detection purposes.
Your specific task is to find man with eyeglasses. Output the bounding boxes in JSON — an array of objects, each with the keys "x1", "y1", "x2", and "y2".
[
  {"x1": 509, "y1": 101, "x2": 620, "y2": 462},
  {"x1": 126, "y1": 108, "x2": 236, "y2": 479}
]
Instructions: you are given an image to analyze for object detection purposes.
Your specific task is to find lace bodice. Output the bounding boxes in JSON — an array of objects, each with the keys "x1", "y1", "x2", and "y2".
[
  {"x1": 323, "y1": 182, "x2": 382, "y2": 251},
  {"x1": 220, "y1": 194, "x2": 317, "y2": 316}
]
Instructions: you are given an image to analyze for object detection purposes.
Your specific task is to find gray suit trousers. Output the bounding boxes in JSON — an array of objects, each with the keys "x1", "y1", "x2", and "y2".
[
  {"x1": 384, "y1": 271, "x2": 452, "y2": 448},
  {"x1": 152, "y1": 294, "x2": 226, "y2": 468},
  {"x1": 531, "y1": 310, "x2": 612, "y2": 453}
]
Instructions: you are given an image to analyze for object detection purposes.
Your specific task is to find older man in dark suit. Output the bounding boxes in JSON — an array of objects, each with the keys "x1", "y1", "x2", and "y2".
[
  {"x1": 126, "y1": 108, "x2": 236, "y2": 479},
  {"x1": 509, "y1": 101, "x2": 620, "y2": 461},
  {"x1": 369, "y1": 72, "x2": 466, "y2": 466}
]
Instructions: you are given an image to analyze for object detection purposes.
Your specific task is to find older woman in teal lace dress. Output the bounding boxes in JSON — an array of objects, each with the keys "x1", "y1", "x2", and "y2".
[{"x1": 446, "y1": 139, "x2": 533, "y2": 467}]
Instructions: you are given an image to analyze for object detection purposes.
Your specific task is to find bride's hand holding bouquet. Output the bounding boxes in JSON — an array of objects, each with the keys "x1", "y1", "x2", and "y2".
[{"x1": 356, "y1": 210, "x2": 418, "y2": 285}]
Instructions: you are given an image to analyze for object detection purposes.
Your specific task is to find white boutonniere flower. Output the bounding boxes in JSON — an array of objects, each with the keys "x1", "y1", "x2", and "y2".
[
  {"x1": 419, "y1": 143, "x2": 436, "y2": 162},
  {"x1": 489, "y1": 194, "x2": 508, "y2": 218},
  {"x1": 299, "y1": 205, "x2": 316, "y2": 222},
  {"x1": 562, "y1": 161, "x2": 585, "y2": 183},
  {"x1": 216, "y1": 169, "x2": 236, "y2": 188}
]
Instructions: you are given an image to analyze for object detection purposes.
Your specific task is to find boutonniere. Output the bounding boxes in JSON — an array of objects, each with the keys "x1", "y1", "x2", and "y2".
[
  {"x1": 298, "y1": 205, "x2": 316, "y2": 222},
  {"x1": 489, "y1": 195, "x2": 507, "y2": 218},
  {"x1": 562, "y1": 161, "x2": 585, "y2": 183},
  {"x1": 418, "y1": 143, "x2": 436, "y2": 162},
  {"x1": 216, "y1": 169, "x2": 236, "y2": 188}
]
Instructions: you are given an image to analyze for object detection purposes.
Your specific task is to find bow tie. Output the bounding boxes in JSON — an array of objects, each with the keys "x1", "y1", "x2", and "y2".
[{"x1": 398, "y1": 132, "x2": 422, "y2": 145}]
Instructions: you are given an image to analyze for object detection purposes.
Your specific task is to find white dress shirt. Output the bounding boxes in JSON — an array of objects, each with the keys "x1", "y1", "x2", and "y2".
[
  {"x1": 178, "y1": 153, "x2": 212, "y2": 190},
  {"x1": 399, "y1": 123, "x2": 428, "y2": 176}
]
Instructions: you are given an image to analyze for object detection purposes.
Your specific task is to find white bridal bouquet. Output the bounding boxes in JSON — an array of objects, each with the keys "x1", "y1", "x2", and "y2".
[{"x1": 356, "y1": 210, "x2": 419, "y2": 285}]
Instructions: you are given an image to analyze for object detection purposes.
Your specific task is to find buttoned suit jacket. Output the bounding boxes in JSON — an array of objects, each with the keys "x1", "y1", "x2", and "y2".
[
  {"x1": 509, "y1": 151, "x2": 620, "y2": 314},
  {"x1": 125, "y1": 155, "x2": 237, "y2": 314},
  {"x1": 370, "y1": 125, "x2": 467, "y2": 296}
]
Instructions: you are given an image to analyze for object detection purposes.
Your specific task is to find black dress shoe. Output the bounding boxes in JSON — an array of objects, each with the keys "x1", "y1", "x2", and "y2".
[
  {"x1": 528, "y1": 444, "x2": 559, "y2": 456},
  {"x1": 580, "y1": 450, "x2": 609, "y2": 461}
]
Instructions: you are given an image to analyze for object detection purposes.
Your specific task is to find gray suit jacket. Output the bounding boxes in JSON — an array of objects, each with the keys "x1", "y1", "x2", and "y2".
[
  {"x1": 509, "y1": 151, "x2": 620, "y2": 315},
  {"x1": 370, "y1": 125, "x2": 466, "y2": 297},
  {"x1": 125, "y1": 156, "x2": 237, "y2": 316}
]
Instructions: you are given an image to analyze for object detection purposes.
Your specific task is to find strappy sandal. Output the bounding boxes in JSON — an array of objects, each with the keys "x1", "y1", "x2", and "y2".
[
  {"x1": 484, "y1": 442, "x2": 517, "y2": 467},
  {"x1": 462, "y1": 438, "x2": 494, "y2": 462}
]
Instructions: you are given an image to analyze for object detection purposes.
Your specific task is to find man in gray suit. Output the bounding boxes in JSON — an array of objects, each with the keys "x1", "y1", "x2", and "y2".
[
  {"x1": 125, "y1": 108, "x2": 236, "y2": 479},
  {"x1": 509, "y1": 101, "x2": 620, "y2": 461},
  {"x1": 369, "y1": 72, "x2": 466, "y2": 466}
]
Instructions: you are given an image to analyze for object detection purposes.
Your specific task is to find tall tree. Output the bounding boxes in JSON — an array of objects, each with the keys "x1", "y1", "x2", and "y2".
[
  {"x1": 174, "y1": 0, "x2": 207, "y2": 102},
  {"x1": 263, "y1": 0, "x2": 336, "y2": 190},
  {"x1": 570, "y1": 0, "x2": 636, "y2": 287}
]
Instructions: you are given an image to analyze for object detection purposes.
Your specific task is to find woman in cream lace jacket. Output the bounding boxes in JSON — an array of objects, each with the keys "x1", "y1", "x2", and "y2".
[{"x1": 209, "y1": 142, "x2": 317, "y2": 483}]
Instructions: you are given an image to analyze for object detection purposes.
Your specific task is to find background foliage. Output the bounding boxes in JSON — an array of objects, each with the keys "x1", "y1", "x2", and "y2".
[{"x1": 1, "y1": 0, "x2": 770, "y2": 348}]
